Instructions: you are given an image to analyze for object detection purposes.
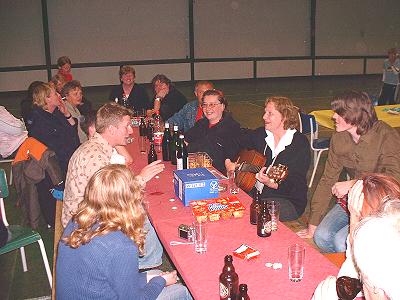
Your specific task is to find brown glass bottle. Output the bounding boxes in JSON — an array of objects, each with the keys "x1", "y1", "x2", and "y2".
[
  {"x1": 250, "y1": 190, "x2": 260, "y2": 225},
  {"x1": 257, "y1": 199, "x2": 272, "y2": 237},
  {"x1": 237, "y1": 284, "x2": 250, "y2": 300},
  {"x1": 219, "y1": 255, "x2": 239, "y2": 300}
]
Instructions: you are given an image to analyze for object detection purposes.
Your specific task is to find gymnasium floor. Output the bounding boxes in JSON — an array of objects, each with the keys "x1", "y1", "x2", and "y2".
[{"x1": 0, "y1": 74, "x2": 386, "y2": 299}]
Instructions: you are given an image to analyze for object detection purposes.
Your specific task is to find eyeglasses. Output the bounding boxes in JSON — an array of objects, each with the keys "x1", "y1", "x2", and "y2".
[{"x1": 201, "y1": 102, "x2": 221, "y2": 109}]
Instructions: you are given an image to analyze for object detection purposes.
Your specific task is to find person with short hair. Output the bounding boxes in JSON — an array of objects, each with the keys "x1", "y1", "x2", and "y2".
[
  {"x1": 63, "y1": 102, "x2": 164, "y2": 269},
  {"x1": 226, "y1": 96, "x2": 311, "y2": 221},
  {"x1": 378, "y1": 48, "x2": 400, "y2": 105},
  {"x1": 62, "y1": 80, "x2": 87, "y2": 143},
  {"x1": 109, "y1": 65, "x2": 151, "y2": 112},
  {"x1": 149, "y1": 74, "x2": 187, "y2": 120},
  {"x1": 57, "y1": 56, "x2": 73, "y2": 82},
  {"x1": 26, "y1": 82, "x2": 79, "y2": 175},
  {"x1": 57, "y1": 164, "x2": 192, "y2": 300},
  {"x1": 298, "y1": 91, "x2": 400, "y2": 253},
  {"x1": 185, "y1": 89, "x2": 241, "y2": 174},
  {"x1": 167, "y1": 81, "x2": 214, "y2": 132},
  {"x1": 20, "y1": 81, "x2": 44, "y2": 122}
]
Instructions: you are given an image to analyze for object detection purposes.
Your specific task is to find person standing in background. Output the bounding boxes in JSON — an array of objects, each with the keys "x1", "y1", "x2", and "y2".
[
  {"x1": 378, "y1": 48, "x2": 400, "y2": 105},
  {"x1": 57, "y1": 56, "x2": 73, "y2": 82}
]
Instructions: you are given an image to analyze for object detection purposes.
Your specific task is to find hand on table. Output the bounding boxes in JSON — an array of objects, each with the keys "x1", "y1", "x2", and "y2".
[
  {"x1": 160, "y1": 270, "x2": 178, "y2": 286},
  {"x1": 312, "y1": 275, "x2": 338, "y2": 300},
  {"x1": 224, "y1": 159, "x2": 237, "y2": 173},
  {"x1": 331, "y1": 180, "x2": 356, "y2": 199},
  {"x1": 256, "y1": 167, "x2": 278, "y2": 190},
  {"x1": 139, "y1": 160, "x2": 165, "y2": 182},
  {"x1": 296, "y1": 224, "x2": 317, "y2": 239}
]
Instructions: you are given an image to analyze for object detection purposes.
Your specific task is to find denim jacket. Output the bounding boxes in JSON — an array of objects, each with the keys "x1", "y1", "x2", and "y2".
[{"x1": 166, "y1": 100, "x2": 200, "y2": 132}]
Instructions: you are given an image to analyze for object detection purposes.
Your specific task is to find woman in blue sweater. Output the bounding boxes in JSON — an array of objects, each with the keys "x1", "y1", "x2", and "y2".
[{"x1": 57, "y1": 164, "x2": 192, "y2": 300}]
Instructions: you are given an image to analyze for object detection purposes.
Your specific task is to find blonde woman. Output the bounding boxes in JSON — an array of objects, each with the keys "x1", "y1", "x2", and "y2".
[{"x1": 57, "y1": 164, "x2": 192, "y2": 300}]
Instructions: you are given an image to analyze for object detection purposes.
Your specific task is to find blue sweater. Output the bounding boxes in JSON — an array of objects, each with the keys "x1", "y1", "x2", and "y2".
[
  {"x1": 56, "y1": 222, "x2": 166, "y2": 300},
  {"x1": 166, "y1": 100, "x2": 199, "y2": 132}
]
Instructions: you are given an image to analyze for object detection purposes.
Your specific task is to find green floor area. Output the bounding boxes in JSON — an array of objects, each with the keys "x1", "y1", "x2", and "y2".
[{"x1": 0, "y1": 74, "x2": 385, "y2": 299}]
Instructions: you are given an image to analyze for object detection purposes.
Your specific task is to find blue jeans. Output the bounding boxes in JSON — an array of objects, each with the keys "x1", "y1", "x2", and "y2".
[
  {"x1": 147, "y1": 270, "x2": 193, "y2": 300},
  {"x1": 139, "y1": 217, "x2": 163, "y2": 269},
  {"x1": 313, "y1": 204, "x2": 349, "y2": 253}
]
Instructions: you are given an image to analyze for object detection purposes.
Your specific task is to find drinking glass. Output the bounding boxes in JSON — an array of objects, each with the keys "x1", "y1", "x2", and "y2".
[
  {"x1": 288, "y1": 244, "x2": 305, "y2": 282},
  {"x1": 228, "y1": 171, "x2": 239, "y2": 194},
  {"x1": 267, "y1": 201, "x2": 281, "y2": 231},
  {"x1": 139, "y1": 136, "x2": 147, "y2": 153},
  {"x1": 193, "y1": 220, "x2": 208, "y2": 254}
]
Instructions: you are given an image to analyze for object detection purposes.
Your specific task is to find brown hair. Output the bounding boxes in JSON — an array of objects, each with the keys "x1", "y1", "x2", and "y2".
[
  {"x1": 331, "y1": 91, "x2": 377, "y2": 135},
  {"x1": 265, "y1": 96, "x2": 300, "y2": 130},
  {"x1": 61, "y1": 80, "x2": 82, "y2": 97},
  {"x1": 151, "y1": 74, "x2": 171, "y2": 90},
  {"x1": 32, "y1": 83, "x2": 54, "y2": 109},
  {"x1": 62, "y1": 164, "x2": 146, "y2": 254},
  {"x1": 119, "y1": 65, "x2": 136, "y2": 79},
  {"x1": 57, "y1": 56, "x2": 72, "y2": 68},
  {"x1": 201, "y1": 89, "x2": 228, "y2": 110},
  {"x1": 361, "y1": 173, "x2": 400, "y2": 217},
  {"x1": 95, "y1": 102, "x2": 132, "y2": 133}
]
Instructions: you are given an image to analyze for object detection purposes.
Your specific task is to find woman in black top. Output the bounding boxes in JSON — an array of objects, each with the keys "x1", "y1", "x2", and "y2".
[
  {"x1": 109, "y1": 65, "x2": 151, "y2": 112},
  {"x1": 185, "y1": 89, "x2": 241, "y2": 174},
  {"x1": 226, "y1": 96, "x2": 311, "y2": 221}
]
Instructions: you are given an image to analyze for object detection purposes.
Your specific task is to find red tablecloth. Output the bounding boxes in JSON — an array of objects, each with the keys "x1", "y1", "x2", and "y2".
[{"x1": 127, "y1": 129, "x2": 338, "y2": 300}]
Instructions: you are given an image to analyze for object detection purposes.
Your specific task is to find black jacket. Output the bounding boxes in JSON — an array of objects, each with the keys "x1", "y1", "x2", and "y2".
[
  {"x1": 152, "y1": 87, "x2": 187, "y2": 121},
  {"x1": 186, "y1": 112, "x2": 241, "y2": 174},
  {"x1": 109, "y1": 84, "x2": 151, "y2": 112},
  {"x1": 236, "y1": 127, "x2": 311, "y2": 215}
]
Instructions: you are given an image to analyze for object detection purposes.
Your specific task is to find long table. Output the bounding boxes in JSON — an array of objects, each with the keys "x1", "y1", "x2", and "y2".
[
  {"x1": 310, "y1": 104, "x2": 400, "y2": 129},
  {"x1": 127, "y1": 130, "x2": 338, "y2": 299}
]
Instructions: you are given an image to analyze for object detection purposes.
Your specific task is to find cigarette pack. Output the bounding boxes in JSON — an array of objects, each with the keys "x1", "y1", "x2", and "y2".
[{"x1": 233, "y1": 244, "x2": 260, "y2": 260}]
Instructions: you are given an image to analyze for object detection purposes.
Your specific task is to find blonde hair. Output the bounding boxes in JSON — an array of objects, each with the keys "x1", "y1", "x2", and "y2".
[
  {"x1": 265, "y1": 96, "x2": 300, "y2": 130},
  {"x1": 95, "y1": 102, "x2": 133, "y2": 133},
  {"x1": 32, "y1": 82, "x2": 53, "y2": 109},
  {"x1": 63, "y1": 164, "x2": 147, "y2": 254}
]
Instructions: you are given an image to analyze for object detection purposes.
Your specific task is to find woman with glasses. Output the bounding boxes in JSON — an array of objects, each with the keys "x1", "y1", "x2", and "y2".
[
  {"x1": 185, "y1": 89, "x2": 241, "y2": 174},
  {"x1": 225, "y1": 96, "x2": 311, "y2": 221}
]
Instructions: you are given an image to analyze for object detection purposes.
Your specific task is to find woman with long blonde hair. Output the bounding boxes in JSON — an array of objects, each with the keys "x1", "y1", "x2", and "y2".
[{"x1": 56, "y1": 164, "x2": 192, "y2": 300}]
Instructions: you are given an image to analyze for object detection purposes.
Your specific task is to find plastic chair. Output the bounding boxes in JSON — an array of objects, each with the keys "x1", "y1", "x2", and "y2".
[
  {"x1": 0, "y1": 169, "x2": 52, "y2": 288},
  {"x1": 298, "y1": 113, "x2": 330, "y2": 187},
  {"x1": 0, "y1": 159, "x2": 13, "y2": 185}
]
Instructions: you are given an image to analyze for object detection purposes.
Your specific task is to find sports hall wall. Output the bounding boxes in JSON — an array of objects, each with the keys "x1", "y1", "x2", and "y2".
[{"x1": 0, "y1": 0, "x2": 399, "y2": 92}]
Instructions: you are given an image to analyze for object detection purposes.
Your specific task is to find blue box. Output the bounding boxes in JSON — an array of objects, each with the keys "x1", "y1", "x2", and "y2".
[{"x1": 173, "y1": 168, "x2": 219, "y2": 206}]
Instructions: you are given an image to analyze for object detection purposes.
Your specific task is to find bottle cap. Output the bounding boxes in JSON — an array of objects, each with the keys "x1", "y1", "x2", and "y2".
[
  {"x1": 179, "y1": 134, "x2": 184, "y2": 139},
  {"x1": 173, "y1": 125, "x2": 178, "y2": 131},
  {"x1": 165, "y1": 122, "x2": 170, "y2": 128}
]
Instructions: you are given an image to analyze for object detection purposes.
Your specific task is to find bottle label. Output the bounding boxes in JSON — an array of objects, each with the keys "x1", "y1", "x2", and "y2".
[
  {"x1": 153, "y1": 132, "x2": 163, "y2": 145},
  {"x1": 220, "y1": 282, "x2": 230, "y2": 298},
  {"x1": 261, "y1": 221, "x2": 272, "y2": 234},
  {"x1": 177, "y1": 158, "x2": 183, "y2": 170}
]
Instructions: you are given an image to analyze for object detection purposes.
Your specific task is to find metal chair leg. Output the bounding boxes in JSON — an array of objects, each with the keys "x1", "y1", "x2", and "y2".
[
  {"x1": 309, "y1": 150, "x2": 324, "y2": 188},
  {"x1": 38, "y1": 239, "x2": 53, "y2": 288},
  {"x1": 20, "y1": 246, "x2": 28, "y2": 272}
]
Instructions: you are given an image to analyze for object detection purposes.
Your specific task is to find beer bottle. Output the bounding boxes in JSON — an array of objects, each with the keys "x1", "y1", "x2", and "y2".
[
  {"x1": 146, "y1": 119, "x2": 154, "y2": 140},
  {"x1": 257, "y1": 199, "x2": 272, "y2": 237},
  {"x1": 237, "y1": 284, "x2": 250, "y2": 300},
  {"x1": 162, "y1": 122, "x2": 171, "y2": 161},
  {"x1": 148, "y1": 139, "x2": 158, "y2": 164},
  {"x1": 250, "y1": 190, "x2": 260, "y2": 225},
  {"x1": 219, "y1": 255, "x2": 239, "y2": 300},
  {"x1": 176, "y1": 134, "x2": 188, "y2": 170},
  {"x1": 170, "y1": 125, "x2": 179, "y2": 165},
  {"x1": 139, "y1": 117, "x2": 146, "y2": 136}
]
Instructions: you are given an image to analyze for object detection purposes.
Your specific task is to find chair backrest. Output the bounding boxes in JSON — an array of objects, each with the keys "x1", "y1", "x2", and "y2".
[
  {"x1": 298, "y1": 113, "x2": 317, "y2": 135},
  {"x1": 0, "y1": 169, "x2": 9, "y2": 227}
]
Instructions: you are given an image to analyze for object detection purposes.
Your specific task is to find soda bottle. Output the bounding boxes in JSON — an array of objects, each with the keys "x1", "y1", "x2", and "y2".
[
  {"x1": 176, "y1": 134, "x2": 188, "y2": 170},
  {"x1": 237, "y1": 284, "x2": 250, "y2": 300},
  {"x1": 162, "y1": 123, "x2": 171, "y2": 161},
  {"x1": 250, "y1": 190, "x2": 260, "y2": 225},
  {"x1": 170, "y1": 125, "x2": 179, "y2": 165},
  {"x1": 219, "y1": 255, "x2": 239, "y2": 300},
  {"x1": 139, "y1": 117, "x2": 146, "y2": 136},
  {"x1": 148, "y1": 139, "x2": 158, "y2": 164},
  {"x1": 257, "y1": 199, "x2": 272, "y2": 237}
]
